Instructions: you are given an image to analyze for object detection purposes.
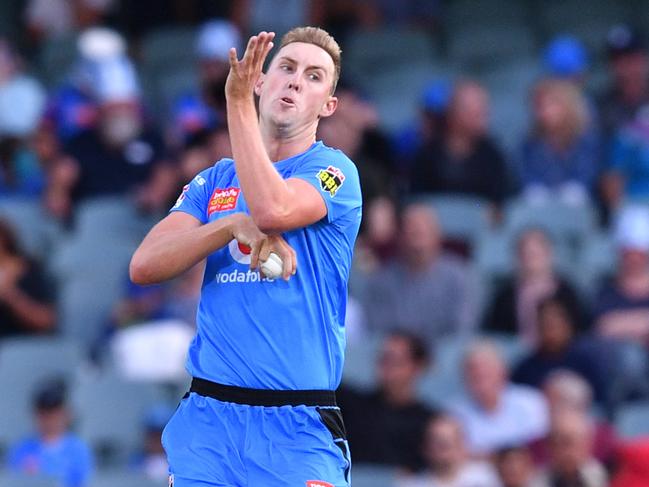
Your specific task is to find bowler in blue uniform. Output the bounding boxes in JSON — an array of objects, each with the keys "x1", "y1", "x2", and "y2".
[{"x1": 130, "y1": 26, "x2": 361, "y2": 487}]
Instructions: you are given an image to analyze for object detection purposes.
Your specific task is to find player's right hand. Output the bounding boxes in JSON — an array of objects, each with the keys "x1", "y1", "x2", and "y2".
[{"x1": 229, "y1": 213, "x2": 297, "y2": 280}]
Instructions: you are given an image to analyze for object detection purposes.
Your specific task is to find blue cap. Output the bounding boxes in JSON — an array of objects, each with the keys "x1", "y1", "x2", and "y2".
[
  {"x1": 421, "y1": 79, "x2": 452, "y2": 113},
  {"x1": 543, "y1": 35, "x2": 588, "y2": 77}
]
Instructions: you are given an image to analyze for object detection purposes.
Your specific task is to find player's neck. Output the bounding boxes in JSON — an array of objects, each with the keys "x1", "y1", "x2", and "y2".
[{"x1": 260, "y1": 120, "x2": 317, "y2": 162}]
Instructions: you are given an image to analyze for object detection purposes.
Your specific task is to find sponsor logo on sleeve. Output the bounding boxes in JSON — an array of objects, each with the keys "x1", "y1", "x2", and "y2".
[
  {"x1": 306, "y1": 481, "x2": 334, "y2": 487},
  {"x1": 172, "y1": 184, "x2": 190, "y2": 208},
  {"x1": 316, "y1": 166, "x2": 345, "y2": 197},
  {"x1": 208, "y1": 187, "x2": 241, "y2": 215}
]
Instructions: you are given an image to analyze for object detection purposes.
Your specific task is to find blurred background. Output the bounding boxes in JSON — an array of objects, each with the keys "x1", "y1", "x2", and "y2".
[{"x1": 2, "y1": 0, "x2": 649, "y2": 486}]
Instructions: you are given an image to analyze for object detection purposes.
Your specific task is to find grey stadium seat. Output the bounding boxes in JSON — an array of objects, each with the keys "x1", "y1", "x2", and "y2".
[
  {"x1": 615, "y1": 401, "x2": 649, "y2": 439},
  {"x1": 351, "y1": 465, "x2": 397, "y2": 487},
  {"x1": 73, "y1": 374, "x2": 168, "y2": 465},
  {"x1": 89, "y1": 470, "x2": 162, "y2": 487},
  {"x1": 0, "y1": 471, "x2": 59, "y2": 487},
  {"x1": 0, "y1": 338, "x2": 83, "y2": 448}
]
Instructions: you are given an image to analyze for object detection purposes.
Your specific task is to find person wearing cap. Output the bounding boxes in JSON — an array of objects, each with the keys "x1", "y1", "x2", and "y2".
[
  {"x1": 196, "y1": 19, "x2": 243, "y2": 117},
  {"x1": 46, "y1": 54, "x2": 177, "y2": 217},
  {"x1": 593, "y1": 205, "x2": 649, "y2": 342},
  {"x1": 598, "y1": 24, "x2": 649, "y2": 140},
  {"x1": 7, "y1": 379, "x2": 94, "y2": 487}
]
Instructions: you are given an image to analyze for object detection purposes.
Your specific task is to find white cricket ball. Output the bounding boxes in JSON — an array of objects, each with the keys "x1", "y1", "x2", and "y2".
[{"x1": 260, "y1": 252, "x2": 284, "y2": 280}]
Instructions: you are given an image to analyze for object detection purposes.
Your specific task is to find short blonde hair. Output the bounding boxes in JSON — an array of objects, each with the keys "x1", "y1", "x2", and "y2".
[
  {"x1": 279, "y1": 26, "x2": 341, "y2": 93},
  {"x1": 533, "y1": 78, "x2": 589, "y2": 145}
]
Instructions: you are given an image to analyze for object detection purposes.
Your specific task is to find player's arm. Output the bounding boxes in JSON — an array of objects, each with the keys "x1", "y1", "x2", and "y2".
[
  {"x1": 130, "y1": 211, "x2": 296, "y2": 285},
  {"x1": 225, "y1": 32, "x2": 327, "y2": 233}
]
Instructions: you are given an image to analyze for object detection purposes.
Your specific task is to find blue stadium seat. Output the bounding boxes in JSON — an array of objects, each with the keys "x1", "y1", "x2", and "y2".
[
  {"x1": 351, "y1": 464, "x2": 397, "y2": 487},
  {"x1": 615, "y1": 401, "x2": 649, "y2": 438},
  {"x1": 0, "y1": 338, "x2": 83, "y2": 449},
  {"x1": 72, "y1": 374, "x2": 168, "y2": 465}
]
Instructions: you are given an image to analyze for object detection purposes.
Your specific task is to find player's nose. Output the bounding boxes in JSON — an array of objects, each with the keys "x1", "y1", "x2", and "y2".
[{"x1": 287, "y1": 73, "x2": 302, "y2": 92}]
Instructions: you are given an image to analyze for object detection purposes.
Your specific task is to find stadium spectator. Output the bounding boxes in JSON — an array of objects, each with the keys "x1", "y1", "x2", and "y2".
[
  {"x1": 598, "y1": 24, "x2": 649, "y2": 141},
  {"x1": 7, "y1": 378, "x2": 94, "y2": 487},
  {"x1": 483, "y1": 228, "x2": 583, "y2": 345},
  {"x1": 518, "y1": 78, "x2": 600, "y2": 206},
  {"x1": 337, "y1": 331, "x2": 437, "y2": 472},
  {"x1": 195, "y1": 19, "x2": 242, "y2": 119},
  {"x1": 397, "y1": 415, "x2": 501, "y2": 487},
  {"x1": 408, "y1": 80, "x2": 510, "y2": 207},
  {"x1": 25, "y1": 0, "x2": 115, "y2": 41},
  {"x1": 530, "y1": 409, "x2": 607, "y2": 487},
  {"x1": 363, "y1": 203, "x2": 478, "y2": 344},
  {"x1": 495, "y1": 445, "x2": 537, "y2": 487},
  {"x1": 49, "y1": 55, "x2": 177, "y2": 217},
  {"x1": 0, "y1": 38, "x2": 46, "y2": 139},
  {"x1": 511, "y1": 295, "x2": 607, "y2": 403},
  {"x1": 353, "y1": 195, "x2": 399, "y2": 274},
  {"x1": 594, "y1": 205, "x2": 649, "y2": 343},
  {"x1": 130, "y1": 403, "x2": 175, "y2": 481},
  {"x1": 317, "y1": 82, "x2": 396, "y2": 205},
  {"x1": 0, "y1": 218, "x2": 56, "y2": 338},
  {"x1": 534, "y1": 371, "x2": 617, "y2": 466},
  {"x1": 604, "y1": 105, "x2": 649, "y2": 209},
  {"x1": 449, "y1": 340, "x2": 549, "y2": 456}
]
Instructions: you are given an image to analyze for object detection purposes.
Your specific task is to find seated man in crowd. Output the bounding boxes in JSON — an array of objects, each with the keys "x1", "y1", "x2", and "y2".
[
  {"x1": 397, "y1": 415, "x2": 501, "y2": 487},
  {"x1": 531, "y1": 409, "x2": 607, "y2": 487},
  {"x1": 337, "y1": 331, "x2": 437, "y2": 472},
  {"x1": 363, "y1": 203, "x2": 478, "y2": 346},
  {"x1": 7, "y1": 378, "x2": 94, "y2": 487},
  {"x1": 495, "y1": 445, "x2": 537, "y2": 487},
  {"x1": 449, "y1": 340, "x2": 549, "y2": 456}
]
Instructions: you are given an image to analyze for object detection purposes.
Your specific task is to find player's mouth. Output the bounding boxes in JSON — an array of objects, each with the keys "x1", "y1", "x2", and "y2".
[{"x1": 279, "y1": 96, "x2": 296, "y2": 107}]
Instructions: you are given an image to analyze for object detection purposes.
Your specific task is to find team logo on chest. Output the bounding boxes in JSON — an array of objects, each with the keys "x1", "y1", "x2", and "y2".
[{"x1": 208, "y1": 187, "x2": 240, "y2": 216}]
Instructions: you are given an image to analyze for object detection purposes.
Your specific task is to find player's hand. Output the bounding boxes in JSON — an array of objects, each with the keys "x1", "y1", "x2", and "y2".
[
  {"x1": 228, "y1": 213, "x2": 297, "y2": 280},
  {"x1": 225, "y1": 31, "x2": 275, "y2": 102}
]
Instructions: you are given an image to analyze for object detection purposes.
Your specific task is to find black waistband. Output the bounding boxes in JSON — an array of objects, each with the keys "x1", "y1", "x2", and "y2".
[{"x1": 189, "y1": 377, "x2": 337, "y2": 407}]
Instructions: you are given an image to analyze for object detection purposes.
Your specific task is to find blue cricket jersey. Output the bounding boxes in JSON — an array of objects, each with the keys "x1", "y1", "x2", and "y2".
[{"x1": 170, "y1": 141, "x2": 362, "y2": 390}]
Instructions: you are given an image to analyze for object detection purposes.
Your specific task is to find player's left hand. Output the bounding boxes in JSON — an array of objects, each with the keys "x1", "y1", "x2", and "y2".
[{"x1": 225, "y1": 31, "x2": 275, "y2": 102}]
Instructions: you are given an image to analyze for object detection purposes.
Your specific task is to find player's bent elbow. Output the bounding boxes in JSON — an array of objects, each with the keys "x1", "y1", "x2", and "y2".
[
  {"x1": 252, "y1": 210, "x2": 287, "y2": 234},
  {"x1": 129, "y1": 254, "x2": 157, "y2": 285}
]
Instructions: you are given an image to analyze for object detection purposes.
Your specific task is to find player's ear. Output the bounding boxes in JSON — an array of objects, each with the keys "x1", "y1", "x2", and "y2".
[
  {"x1": 254, "y1": 73, "x2": 265, "y2": 96},
  {"x1": 319, "y1": 96, "x2": 337, "y2": 119}
]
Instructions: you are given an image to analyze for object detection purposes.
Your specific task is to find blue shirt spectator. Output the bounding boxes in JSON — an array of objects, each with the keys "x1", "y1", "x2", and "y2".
[{"x1": 7, "y1": 378, "x2": 94, "y2": 487}]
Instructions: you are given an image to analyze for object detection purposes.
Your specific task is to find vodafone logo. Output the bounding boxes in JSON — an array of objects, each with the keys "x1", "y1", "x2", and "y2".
[{"x1": 228, "y1": 239, "x2": 252, "y2": 265}]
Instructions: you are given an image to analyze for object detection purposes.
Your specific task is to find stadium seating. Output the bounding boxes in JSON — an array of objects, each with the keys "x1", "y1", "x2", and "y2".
[
  {"x1": 0, "y1": 198, "x2": 63, "y2": 262},
  {"x1": 0, "y1": 471, "x2": 59, "y2": 487},
  {"x1": 89, "y1": 470, "x2": 163, "y2": 487},
  {"x1": 37, "y1": 33, "x2": 79, "y2": 88},
  {"x1": 72, "y1": 373, "x2": 169, "y2": 466},
  {"x1": 615, "y1": 400, "x2": 649, "y2": 438},
  {"x1": 351, "y1": 464, "x2": 398, "y2": 487},
  {"x1": 0, "y1": 337, "x2": 83, "y2": 449}
]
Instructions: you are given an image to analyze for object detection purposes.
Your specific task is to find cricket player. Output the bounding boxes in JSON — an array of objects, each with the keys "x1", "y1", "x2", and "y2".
[{"x1": 130, "y1": 26, "x2": 362, "y2": 487}]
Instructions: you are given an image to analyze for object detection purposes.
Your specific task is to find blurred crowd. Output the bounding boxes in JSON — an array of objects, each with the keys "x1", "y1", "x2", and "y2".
[{"x1": 3, "y1": 1, "x2": 649, "y2": 486}]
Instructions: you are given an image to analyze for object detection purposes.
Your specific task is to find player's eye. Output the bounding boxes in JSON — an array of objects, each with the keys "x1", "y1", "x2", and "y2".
[
  {"x1": 280, "y1": 64, "x2": 292, "y2": 71},
  {"x1": 308, "y1": 72, "x2": 320, "y2": 81}
]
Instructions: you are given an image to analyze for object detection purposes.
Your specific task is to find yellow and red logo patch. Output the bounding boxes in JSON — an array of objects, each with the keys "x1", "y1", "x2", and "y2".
[
  {"x1": 208, "y1": 187, "x2": 240, "y2": 215},
  {"x1": 317, "y1": 166, "x2": 345, "y2": 197}
]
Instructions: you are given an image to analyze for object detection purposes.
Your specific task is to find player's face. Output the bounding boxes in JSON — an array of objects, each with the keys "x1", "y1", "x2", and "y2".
[{"x1": 256, "y1": 42, "x2": 337, "y2": 133}]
